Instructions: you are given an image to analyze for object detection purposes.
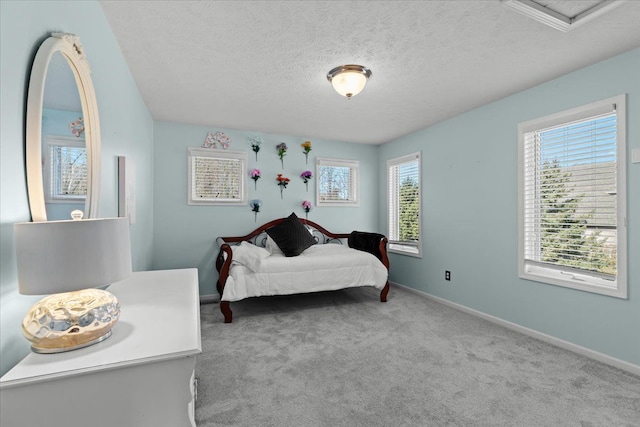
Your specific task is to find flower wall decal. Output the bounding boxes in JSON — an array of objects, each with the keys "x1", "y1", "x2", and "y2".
[
  {"x1": 301, "y1": 140, "x2": 312, "y2": 164},
  {"x1": 300, "y1": 170, "x2": 313, "y2": 192},
  {"x1": 249, "y1": 136, "x2": 263, "y2": 161},
  {"x1": 276, "y1": 174, "x2": 290, "y2": 199},
  {"x1": 250, "y1": 199, "x2": 263, "y2": 222},
  {"x1": 250, "y1": 168, "x2": 261, "y2": 190},
  {"x1": 276, "y1": 143, "x2": 287, "y2": 169},
  {"x1": 302, "y1": 200, "x2": 312, "y2": 220}
]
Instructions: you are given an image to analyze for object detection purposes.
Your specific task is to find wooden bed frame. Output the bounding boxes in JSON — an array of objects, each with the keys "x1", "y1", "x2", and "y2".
[{"x1": 215, "y1": 217, "x2": 390, "y2": 323}]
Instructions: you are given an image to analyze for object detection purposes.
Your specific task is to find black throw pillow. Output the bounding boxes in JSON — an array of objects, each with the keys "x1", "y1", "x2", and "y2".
[{"x1": 266, "y1": 212, "x2": 316, "y2": 257}]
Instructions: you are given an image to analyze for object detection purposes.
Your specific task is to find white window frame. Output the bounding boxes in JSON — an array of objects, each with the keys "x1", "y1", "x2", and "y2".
[
  {"x1": 316, "y1": 157, "x2": 359, "y2": 207},
  {"x1": 517, "y1": 95, "x2": 627, "y2": 298},
  {"x1": 187, "y1": 148, "x2": 248, "y2": 206},
  {"x1": 43, "y1": 135, "x2": 87, "y2": 203},
  {"x1": 387, "y1": 152, "x2": 422, "y2": 258}
]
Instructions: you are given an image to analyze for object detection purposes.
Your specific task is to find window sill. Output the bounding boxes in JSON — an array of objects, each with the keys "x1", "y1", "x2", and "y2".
[
  {"x1": 316, "y1": 202, "x2": 359, "y2": 207},
  {"x1": 519, "y1": 268, "x2": 626, "y2": 299},
  {"x1": 389, "y1": 244, "x2": 422, "y2": 258},
  {"x1": 46, "y1": 197, "x2": 86, "y2": 203}
]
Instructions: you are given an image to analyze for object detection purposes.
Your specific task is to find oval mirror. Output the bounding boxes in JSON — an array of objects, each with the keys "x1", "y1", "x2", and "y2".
[{"x1": 26, "y1": 33, "x2": 101, "y2": 221}]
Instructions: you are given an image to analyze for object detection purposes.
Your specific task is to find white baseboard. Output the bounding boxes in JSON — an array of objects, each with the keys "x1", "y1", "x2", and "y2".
[
  {"x1": 199, "y1": 294, "x2": 219, "y2": 304},
  {"x1": 390, "y1": 281, "x2": 640, "y2": 377}
]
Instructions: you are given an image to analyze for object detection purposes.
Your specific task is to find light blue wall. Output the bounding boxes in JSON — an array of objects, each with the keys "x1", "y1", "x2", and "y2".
[
  {"x1": 42, "y1": 108, "x2": 82, "y2": 138},
  {"x1": 153, "y1": 121, "x2": 379, "y2": 295},
  {"x1": 378, "y1": 48, "x2": 640, "y2": 366},
  {"x1": 0, "y1": 1, "x2": 154, "y2": 376}
]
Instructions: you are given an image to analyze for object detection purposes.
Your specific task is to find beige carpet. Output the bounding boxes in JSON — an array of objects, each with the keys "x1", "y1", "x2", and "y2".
[{"x1": 195, "y1": 286, "x2": 640, "y2": 426}]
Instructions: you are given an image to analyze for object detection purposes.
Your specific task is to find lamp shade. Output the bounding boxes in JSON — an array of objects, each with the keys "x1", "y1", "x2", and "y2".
[{"x1": 15, "y1": 217, "x2": 132, "y2": 295}]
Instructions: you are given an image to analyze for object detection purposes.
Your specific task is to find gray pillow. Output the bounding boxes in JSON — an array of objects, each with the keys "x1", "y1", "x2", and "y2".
[{"x1": 266, "y1": 212, "x2": 316, "y2": 257}]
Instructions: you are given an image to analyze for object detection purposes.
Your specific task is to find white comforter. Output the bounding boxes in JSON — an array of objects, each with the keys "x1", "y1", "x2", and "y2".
[{"x1": 222, "y1": 243, "x2": 388, "y2": 302}]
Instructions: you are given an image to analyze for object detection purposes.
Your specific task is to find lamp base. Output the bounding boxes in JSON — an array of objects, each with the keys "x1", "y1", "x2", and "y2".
[
  {"x1": 22, "y1": 288, "x2": 120, "y2": 354},
  {"x1": 31, "y1": 329, "x2": 113, "y2": 354}
]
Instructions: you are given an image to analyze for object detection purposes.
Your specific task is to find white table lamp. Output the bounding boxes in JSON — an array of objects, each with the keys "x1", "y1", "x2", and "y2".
[{"x1": 14, "y1": 217, "x2": 132, "y2": 353}]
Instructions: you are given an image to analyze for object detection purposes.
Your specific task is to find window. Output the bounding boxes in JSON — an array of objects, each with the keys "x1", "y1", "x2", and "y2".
[
  {"x1": 44, "y1": 136, "x2": 87, "y2": 203},
  {"x1": 316, "y1": 158, "x2": 359, "y2": 206},
  {"x1": 518, "y1": 95, "x2": 627, "y2": 298},
  {"x1": 387, "y1": 152, "x2": 421, "y2": 257},
  {"x1": 188, "y1": 148, "x2": 248, "y2": 205}
]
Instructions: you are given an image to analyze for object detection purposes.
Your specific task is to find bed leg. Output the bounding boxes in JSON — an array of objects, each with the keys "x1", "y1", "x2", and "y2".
[
  {"x1": 380, "y1": 281, "x2": 389, "y2": 302},
  {"x1": 220, "y1": 301, "x2": 233, "y2": 323}
]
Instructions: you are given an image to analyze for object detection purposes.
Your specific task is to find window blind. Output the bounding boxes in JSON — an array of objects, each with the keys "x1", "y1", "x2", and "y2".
[
  {"x1": 50, "y1": 145, "x2": 87, "y2": 199},
  {"x1": 388, "y1": 154, "x2": 420, "y2": 249},
  {"x1": 316, "y1": 159, "x2": 358, "y2": 204},
  {"x1": 192, "y1": 156, "x2": 242, "y2": 201},
  {"x1": 523, "y1": 110, "x2": 617, "y2": 279},
  {"x1": 187, "y1": 148, "x2": 247, "y2": 206}
]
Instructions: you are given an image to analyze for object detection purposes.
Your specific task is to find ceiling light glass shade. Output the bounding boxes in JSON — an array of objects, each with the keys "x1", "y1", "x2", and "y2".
[
  {"x1": 327, "y1": 65, "x2": 372, "y2": 99},
  {"x1": 14, "y1": 217, "x2": 132, "y2": 353}
]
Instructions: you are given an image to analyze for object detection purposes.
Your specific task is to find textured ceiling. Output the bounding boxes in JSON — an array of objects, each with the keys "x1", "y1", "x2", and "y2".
[{"x1": 99, "y1": 1, "x2": 640, "y2": 144}]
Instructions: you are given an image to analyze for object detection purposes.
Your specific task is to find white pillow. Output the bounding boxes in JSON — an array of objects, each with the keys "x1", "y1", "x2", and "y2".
[
  {"x1": 232, "y1": 241, "x2": 270, "y2": 272},
  {"x1": 265, "y1": 235, "x2": 284, "y2": 256}
]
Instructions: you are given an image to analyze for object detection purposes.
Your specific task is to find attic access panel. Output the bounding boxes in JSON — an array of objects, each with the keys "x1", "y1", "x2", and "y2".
[{"x1": 502, "y1": 0, "x2": 623, "y2": 32}]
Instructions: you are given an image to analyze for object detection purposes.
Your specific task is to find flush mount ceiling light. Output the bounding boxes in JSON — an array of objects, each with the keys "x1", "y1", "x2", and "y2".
[
  {"x1": 327, "y1": 64, "x2": 372, "y2": 99},
  {"x1": 502, "y1": 0, "x2": 623, "y2": 32}
]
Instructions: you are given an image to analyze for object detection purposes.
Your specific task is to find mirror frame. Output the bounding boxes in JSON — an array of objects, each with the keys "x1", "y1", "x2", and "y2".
[{"x1": 26, "y1": 32, "x2": 101, "y2": 221}]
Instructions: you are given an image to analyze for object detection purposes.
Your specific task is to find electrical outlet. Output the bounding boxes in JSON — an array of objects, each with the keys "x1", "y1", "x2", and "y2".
[{"x1": 445, "y1": 271, "x2": 451, "y2": 281}]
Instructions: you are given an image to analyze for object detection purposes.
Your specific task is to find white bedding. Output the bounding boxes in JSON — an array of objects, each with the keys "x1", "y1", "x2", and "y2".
[{"x1": 222, "y1": 243, "x2": 388, "y2": 302}]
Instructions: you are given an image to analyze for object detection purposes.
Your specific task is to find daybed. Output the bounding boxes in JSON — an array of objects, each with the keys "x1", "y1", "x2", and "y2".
[{"x1": 215, "y1": 213, "x2": 390, "y2": 323}]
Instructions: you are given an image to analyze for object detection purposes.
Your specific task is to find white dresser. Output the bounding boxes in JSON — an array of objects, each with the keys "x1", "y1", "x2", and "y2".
[{"x1": 0, "y1": 268, "x2": 202, "y2": 427}]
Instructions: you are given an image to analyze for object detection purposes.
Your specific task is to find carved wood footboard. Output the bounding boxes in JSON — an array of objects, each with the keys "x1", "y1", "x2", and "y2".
[{"x1": 215, "y1": 217, "x2": 390, "y2": 323}]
